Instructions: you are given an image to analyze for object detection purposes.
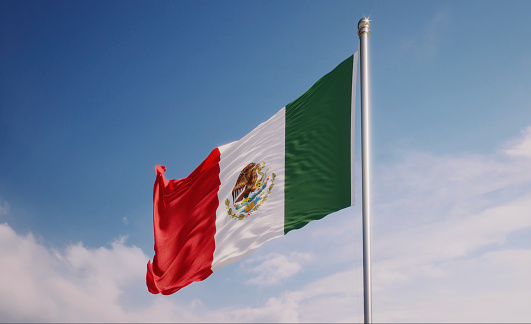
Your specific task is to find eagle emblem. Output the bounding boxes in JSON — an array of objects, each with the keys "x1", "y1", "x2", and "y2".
[{"x1": 225, "y1": 161, "x2": 276, "y2": 220}]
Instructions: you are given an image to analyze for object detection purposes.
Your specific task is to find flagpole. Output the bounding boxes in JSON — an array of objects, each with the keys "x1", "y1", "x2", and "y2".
[{"x1": 358, "y1": 17, "x2": 372, "y2": 324}]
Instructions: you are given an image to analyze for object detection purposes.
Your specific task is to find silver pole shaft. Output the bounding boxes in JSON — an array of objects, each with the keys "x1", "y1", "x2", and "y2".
[{"x1": 358, "y1": 17, "x2": 372, "y2": 324}]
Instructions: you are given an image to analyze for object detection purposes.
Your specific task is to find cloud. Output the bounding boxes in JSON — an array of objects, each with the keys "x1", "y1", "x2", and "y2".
[
  {"x1": 218, "y1": 268, "x2": 362, "y2": 323},
  {"x1": 369, "y1": 127, "x2": 531, "y2": 322},
  {"x1": 241, "y1": 252, "x2": 314, "y2": 287},
  {"x1": 0, "y1": 223, "x2": 206, "y2": 323},
  {"x1": 0, "y1": 200, "x2": 8, "y2": 218},
  {"x1": 375, "y1": 247, "x2": 531, "y2": 323},
  {"x1": 0, "y1": 224, "x2": 139, "y2": 322},
  {"x1": 503, "y1": 125, "x2": 531, "y2": 158},
  {"x1": 400, "y1": 11, "x2": 449, "y2": 59}
]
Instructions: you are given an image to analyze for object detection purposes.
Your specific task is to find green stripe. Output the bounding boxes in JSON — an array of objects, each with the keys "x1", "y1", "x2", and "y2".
[{"x1": 284, "y1": 55, "x2": 353, "y2": 234}]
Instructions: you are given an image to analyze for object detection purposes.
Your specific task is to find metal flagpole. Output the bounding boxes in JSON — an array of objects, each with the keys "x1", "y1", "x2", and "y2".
[{"x1": 358, "y1": 17, "x2": 372, "y2": 324}]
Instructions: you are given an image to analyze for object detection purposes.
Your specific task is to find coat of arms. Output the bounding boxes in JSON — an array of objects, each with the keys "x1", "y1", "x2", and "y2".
[{"x1": 225, "y1": 161, "x2": 276, "y2": 220}]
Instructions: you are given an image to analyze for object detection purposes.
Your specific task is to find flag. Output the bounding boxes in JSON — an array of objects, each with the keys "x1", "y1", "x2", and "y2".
[{"x1": 147, "y1": 53, "x2": 358, "y2": 295}]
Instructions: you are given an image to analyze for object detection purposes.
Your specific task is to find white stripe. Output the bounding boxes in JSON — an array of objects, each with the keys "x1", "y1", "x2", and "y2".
[{"x1": 212, "y1": 108, "x2": 286, "y2": 271}]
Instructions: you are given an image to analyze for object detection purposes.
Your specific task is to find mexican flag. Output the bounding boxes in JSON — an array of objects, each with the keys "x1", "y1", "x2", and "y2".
[{"x1": 147, "y1": 53, "x2": 358, "y2": 295}]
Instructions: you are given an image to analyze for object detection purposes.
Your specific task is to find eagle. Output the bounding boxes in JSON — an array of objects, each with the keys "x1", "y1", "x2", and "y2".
[{"x1": 231, "y1": 162, "x2": 266, "y2": 203}]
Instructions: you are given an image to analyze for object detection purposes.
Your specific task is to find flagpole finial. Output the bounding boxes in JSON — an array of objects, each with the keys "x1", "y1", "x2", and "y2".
[{"x1": 358, "y1": 17, "x2": 370, "y2": 38}]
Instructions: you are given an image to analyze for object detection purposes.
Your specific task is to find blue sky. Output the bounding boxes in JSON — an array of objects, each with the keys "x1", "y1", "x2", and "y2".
[{"x1": 1, "y1": 0, "x2": 531, "y2": 322}]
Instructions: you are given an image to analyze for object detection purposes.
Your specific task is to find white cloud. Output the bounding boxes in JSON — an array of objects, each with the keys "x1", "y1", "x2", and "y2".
[
  {"x1": 400, "y1": 11, "x2": 449, "y2": 59},
  {"x1": 241, "y1": 252, "x2": 314, "y2": 287},
  {"x1": 218, "y1": 268, "x2": 362, "y2": 323},
  {"x1": 503, "y1": 125, "x2": 531, "y2": 158},
  {"x1": 0, "y1": 223, "x2": 204, "y2": 322},
  {"x1": 0, "y1": 200, "x2": 8, "y2": 218},
  {"x1": 368, "y1": 126, "x2": 531, "y2": 322},
  {"x1": 375, "y1": 248, "x2": 531, "y2": 323}
]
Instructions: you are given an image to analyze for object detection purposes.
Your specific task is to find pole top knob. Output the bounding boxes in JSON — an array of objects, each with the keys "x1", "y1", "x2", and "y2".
[{"x1": 358, "y1": 17, "x2": 370, "y2": 38}]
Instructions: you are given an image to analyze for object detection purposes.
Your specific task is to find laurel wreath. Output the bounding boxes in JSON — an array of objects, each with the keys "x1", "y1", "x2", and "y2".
[{"x1": 225, "y1": 173, "x2": 276, "y2": 220}]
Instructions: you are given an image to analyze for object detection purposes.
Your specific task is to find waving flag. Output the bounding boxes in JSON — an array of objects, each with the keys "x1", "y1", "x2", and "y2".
[{"x1": 147, "y1": 53, "x2": 358, "y2": 295}]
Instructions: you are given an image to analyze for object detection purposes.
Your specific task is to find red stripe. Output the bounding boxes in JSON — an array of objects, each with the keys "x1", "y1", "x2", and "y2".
[{"x1": 146, "y1": 148, "x2": 221, "y2": 294}]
